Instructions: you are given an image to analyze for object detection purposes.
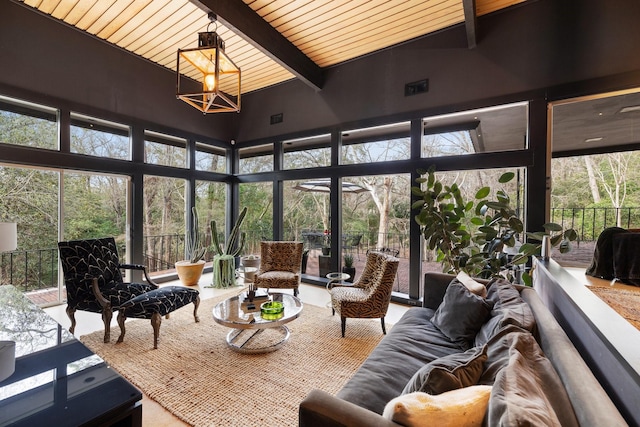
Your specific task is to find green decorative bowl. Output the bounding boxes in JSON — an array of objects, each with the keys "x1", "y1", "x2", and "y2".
[{"x1": 261, "y1": 301, "x2": 284, "y2": 320}]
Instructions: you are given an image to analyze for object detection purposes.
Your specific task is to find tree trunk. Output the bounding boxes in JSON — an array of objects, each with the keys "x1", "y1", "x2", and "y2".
[{"x1": 584, "y1": 156, "x2": 601, "y2": 203}]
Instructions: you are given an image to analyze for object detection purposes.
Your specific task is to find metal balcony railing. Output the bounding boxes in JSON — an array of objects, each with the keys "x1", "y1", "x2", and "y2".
[{"x1": 2, "y1": 207, "x2": 638, "y2": 295}]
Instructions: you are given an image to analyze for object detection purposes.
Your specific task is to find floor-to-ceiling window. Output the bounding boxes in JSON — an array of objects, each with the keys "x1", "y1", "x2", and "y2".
[
  {"x1": 550, "y1": 89, "x2": 640, "y2": 266},
  {"x1": 340, "y1": 123, "x2": 411, "y2": 290},
  {"x1": 0, "y1": 92, "x2": 230, "y2": 305}
]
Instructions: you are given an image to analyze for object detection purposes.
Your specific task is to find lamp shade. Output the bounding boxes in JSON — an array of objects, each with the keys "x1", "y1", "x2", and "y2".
[{"x1": 0, "y1": 223, "x2": 17, "y2": 252}]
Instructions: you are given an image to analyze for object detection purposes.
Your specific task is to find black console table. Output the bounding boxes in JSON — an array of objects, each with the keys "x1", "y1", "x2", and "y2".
[{"x1": 0, "y1": 285, "x2": 142, "y2": 427}]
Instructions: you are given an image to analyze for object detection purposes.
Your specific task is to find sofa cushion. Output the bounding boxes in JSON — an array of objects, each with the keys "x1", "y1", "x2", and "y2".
[
  {"x1": 382, "y1": 385, "x2": 493, "y2": 427},
  {"x1": 474, "y1": 279, "x2": 535, "y2": 347},
  {"x1": 456, "y1": 271, "x2": 487, "y2": 298},
  {"x1": 337, "y1": 307, "x2": 464, "y2": 414},
  {"x1": 486, "y1": 331, "x2": 579, "y2": 427},
  {"x1": 431, "y1": 281, "x2": 493, "y2": 350},
  {"x1": 402, "y1": 345, "x2": 487, "y2": 395}
]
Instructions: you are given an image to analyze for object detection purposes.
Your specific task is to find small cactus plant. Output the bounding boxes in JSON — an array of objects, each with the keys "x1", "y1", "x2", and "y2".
[{"x1": 185, "y1": 207, "x2": 206, "y2": 263}]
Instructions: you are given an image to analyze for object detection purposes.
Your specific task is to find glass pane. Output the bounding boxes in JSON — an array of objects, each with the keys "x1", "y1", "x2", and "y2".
[
  {"x1": 143, "y1": 175, "x2": 186, "y2": 275},
  {"x1": 70, "y1": 113, "x2": 130, "y2": 160},
  {"x1": 422, "y1": 102, "x2": 528, "y2": 157},
  {"x1": 63, "y1": 171, "x2": 128, "y2": 280},
  {"x1": 239, "y1": 144, "x2": 273, "y2": 174},
  {"x1": 283, "y1": 134, "x2": 331, "y2": 169},
  {"x1": 419, "y1": 168, "x2": 526, "y2": 283},
  {"x1": 195, "y1": 180, "x2": 226, "y2": 261},
  {"x1": 63, "y1": 172, "x2": 128, "y2": 241},
  {"x1": 284, "y1": 178, "x2": 331, "y2": 277},
  {"x1": 144, "y1": 131, "x2": 187, "y2": 168},
  {"x1": 0, "y1": 95, "x2": 57, "y2": 150},
  {"x1": 340, "y1": 175, "x2": 410, "y2": 293},
  {"x1": 551, "y1": 90, "x2": 640, "y2": 267},
  {"x1": 342, "y1": 122, "x2": 410, "y2": 165},
  {"x1": 195, "y1": 142, "x2": 226, "y2": 173},
  {"x1": 239, "y1": 182, "x2": 273, "y2": 255},
  {"x1": 0, "y1": 165, "x2": 59, "y2": 304}
]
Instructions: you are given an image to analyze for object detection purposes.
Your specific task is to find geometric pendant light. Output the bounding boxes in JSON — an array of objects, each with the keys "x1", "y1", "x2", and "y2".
[{"x1": 176, "y1": 13, "x2": 241, "y2": 114}]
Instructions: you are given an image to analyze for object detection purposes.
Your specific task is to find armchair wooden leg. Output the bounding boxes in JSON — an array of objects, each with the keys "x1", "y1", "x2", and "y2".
[
  {"x1": 116, "y1": 311, "x2": 126, "y2": 344},
  {"x1": 102, "y1": 307, "x2": 113, "y2": 343},
  {"x1": 341, "y1": 317, "x2": 346, "y2": 337},
  {"x1": 381, "y1": 317, "x2": 387, "y2": 335},
  {"x1": 66, "y1": 306, "x2": 77, "y2": 334},
  {"x1": 193, "y1": 296, "x2": 200, "y2": 322},
  {"x1": 294, "y1": 288, "x2": 299, "y2": 297},
  {"x1": 151, "y1": 312, "x2": 162, "y2": 349}
]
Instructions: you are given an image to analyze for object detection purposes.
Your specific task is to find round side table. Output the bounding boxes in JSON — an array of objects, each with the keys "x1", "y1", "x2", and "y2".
[{"x1": 325, "y1": 272, "x2": 351, "y2": 308}]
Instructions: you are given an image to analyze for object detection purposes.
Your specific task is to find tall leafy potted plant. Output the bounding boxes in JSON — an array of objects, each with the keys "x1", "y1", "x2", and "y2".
[
  {"x1": 210, "y1": 207, "x2": 247, "y2": 288},
  {"x1": 175, "y1": 207, "x2": 207, "y2": 286},
  {"x1": 412, "y1": 167, "x2": 577, "y2": 284}
]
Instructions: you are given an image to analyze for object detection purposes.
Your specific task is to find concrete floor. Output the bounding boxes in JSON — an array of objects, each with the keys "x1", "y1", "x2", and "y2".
[{"x1": 44, "y1": 274, "x2": 409, "y2": 426}]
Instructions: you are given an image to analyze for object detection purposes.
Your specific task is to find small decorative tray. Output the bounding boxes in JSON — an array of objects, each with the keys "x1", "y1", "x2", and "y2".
[{"x1": 260, "y1": 300, "x2": 284, "y2": 320}]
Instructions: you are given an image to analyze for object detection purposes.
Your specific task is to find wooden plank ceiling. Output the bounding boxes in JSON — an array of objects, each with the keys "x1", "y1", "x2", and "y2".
[{"x1": 17, "y1": 0, "x2": 525, "y2": 94}]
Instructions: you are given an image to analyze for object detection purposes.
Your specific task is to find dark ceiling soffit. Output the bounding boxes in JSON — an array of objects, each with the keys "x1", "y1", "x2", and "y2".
[
  {"x1": 553, "y1": 140, "x2": 640, "y2": 158},
  {"x1": 463, "y1": 0, "x2": 478, "y2": 49},
  {"x1": 423, "y1": 121, "x2": 480, "y2": 136},
  {"x1": 192, "y1": 0, "x2": 324, "y2": 91}
]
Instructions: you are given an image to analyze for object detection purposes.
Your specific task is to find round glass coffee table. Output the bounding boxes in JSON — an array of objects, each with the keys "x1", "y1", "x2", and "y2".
[{"x1": 212, "y1": 293, "x2": 303, "y2": 354}]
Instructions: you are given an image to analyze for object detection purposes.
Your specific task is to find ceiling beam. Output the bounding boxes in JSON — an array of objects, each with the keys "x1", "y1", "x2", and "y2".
[
  {"x1": 463, "y1": 0, "x2": 478, "y2": 49},
  {"x1": 192, "y1": 0, "x2": 324, "y2": 91}
]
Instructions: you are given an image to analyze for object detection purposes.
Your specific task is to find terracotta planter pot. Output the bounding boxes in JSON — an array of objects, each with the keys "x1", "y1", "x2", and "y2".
[
  {"x1": 241, "y1": 256, "x2": 260, "y2": 270},
  {"x1": 175, "y1": 260, "x2": 205, "y2": 286}
]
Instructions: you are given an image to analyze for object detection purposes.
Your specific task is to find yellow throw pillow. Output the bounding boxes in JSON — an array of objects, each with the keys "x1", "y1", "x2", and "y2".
[
  {"x1": 456, "y1": 271, "x2": 487, "y2": 298},
  {"x1": 382, "y1": 385, "x2": 492, "y2": 427}
]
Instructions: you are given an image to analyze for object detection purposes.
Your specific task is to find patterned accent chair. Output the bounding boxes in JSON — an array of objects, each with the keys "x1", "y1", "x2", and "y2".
[
  {"x1": 253, "y1": 241, "x2": 304, "y2": 297},
  {"x1": 117, "y1": 285, "x2": 200, "y2": 349},
  {"x1": 58, "y1": 237, "x2": 158, "y2": 343},
  {"x1": 329, "y1": 251, "x2": 399, "y2": 337}
]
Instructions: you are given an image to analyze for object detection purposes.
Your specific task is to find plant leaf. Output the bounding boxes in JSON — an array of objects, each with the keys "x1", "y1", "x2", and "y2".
[
  {"x1": 475, "y1": 187, "x2": 490, "y2": 199},
  {"x1": 499, "y1": 172, "x2": 515, "y2": 183}
]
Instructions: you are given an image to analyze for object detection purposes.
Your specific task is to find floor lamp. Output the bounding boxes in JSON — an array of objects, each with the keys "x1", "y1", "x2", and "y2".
[{"x1": 0, "y1": 222, "x2": 17, "y2": 382}]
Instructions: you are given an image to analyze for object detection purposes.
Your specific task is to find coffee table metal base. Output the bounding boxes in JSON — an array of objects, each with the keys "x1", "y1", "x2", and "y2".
[{"x1": 226, "y1": 325, "x2": 291, "y2": 354}]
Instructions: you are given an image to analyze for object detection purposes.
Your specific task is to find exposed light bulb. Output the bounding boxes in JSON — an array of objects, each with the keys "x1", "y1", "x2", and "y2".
[{"x1": 204, "y1": 74, "x2": 216, "y2": 91}]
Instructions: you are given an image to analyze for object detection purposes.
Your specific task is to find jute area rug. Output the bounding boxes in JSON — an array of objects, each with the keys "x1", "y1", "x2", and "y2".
[
  {"x1": 589, "y1": 286, "x2": 640, "y2": 330},
  {"x1": 80, "y1": 291, "x2": 388, "y2": 427}
]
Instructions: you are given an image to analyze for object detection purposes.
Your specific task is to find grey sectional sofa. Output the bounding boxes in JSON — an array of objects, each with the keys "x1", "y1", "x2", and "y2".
[{"x1": 299, "y1": 272, "x2": 628, "y2": 426}]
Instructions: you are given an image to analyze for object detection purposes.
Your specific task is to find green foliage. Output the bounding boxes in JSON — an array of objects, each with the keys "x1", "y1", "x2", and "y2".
[
  {"x1": 184, "y1": 207, "x2": 206, "y2": 263},
  {"x1": 412, "y1": 166, "x2": 577, "y2": 282},
  {"x1": 343, "y1": 253, "x2": 354, "y2": 268}
]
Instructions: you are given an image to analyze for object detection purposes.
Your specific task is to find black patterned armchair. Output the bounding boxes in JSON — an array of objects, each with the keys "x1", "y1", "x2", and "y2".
[
  {"x1": 329, "y1": 251, "x2": 399, "y2": 337},
  {"x1": 58, "y1": 237, "x2": 157, "y2": 342}
]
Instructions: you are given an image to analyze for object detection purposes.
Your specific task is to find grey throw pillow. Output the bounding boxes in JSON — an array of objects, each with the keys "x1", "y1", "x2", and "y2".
[
  {"x1": 486, "y1": 332, "x2": 580, "y2": 427},
  {"x1": 402, "y1": 345, "x2": 488, "y2": 395},
  {"x1": 431, "y1": 281, "x2": 493, "y2": 349}
]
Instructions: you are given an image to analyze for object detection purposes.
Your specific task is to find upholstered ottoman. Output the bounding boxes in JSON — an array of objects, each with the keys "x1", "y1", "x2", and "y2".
[{"x1": 116, "y1": 286, "x2": 200, "y2": 349}]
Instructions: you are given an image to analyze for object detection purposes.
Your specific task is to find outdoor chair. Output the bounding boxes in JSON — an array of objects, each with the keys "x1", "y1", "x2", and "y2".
[
  {"x1": 329, "y1": 250, "x2": 399, "y2": 337},
  {"x1": 367, "y1": 247, "x2": 399, "y2": 257},
  {"x1": 342, "y1": 234, "x2": 363, "y2": 259},
  {"x1": 253, "y1": 241, "x2": 304, "y2": 297},
  {"x1": 58, "y1": 237, "x2": 158, "y2": 343}
]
